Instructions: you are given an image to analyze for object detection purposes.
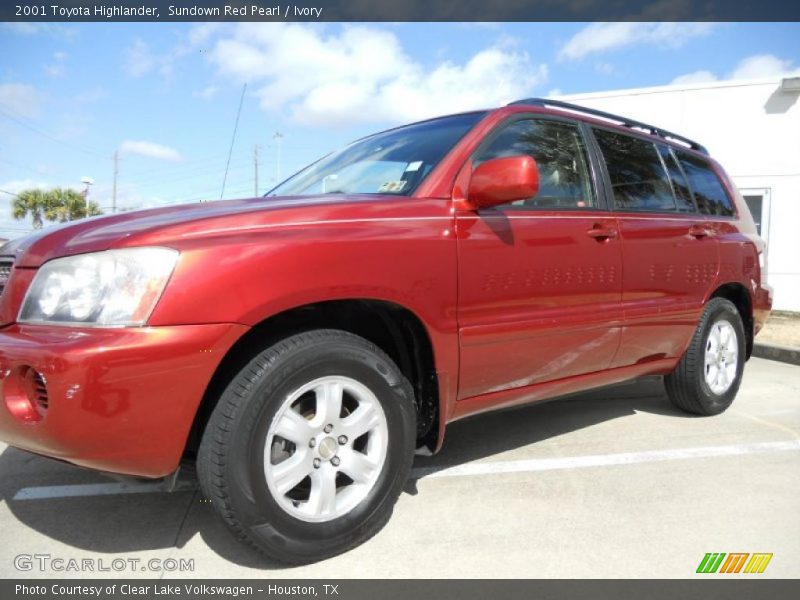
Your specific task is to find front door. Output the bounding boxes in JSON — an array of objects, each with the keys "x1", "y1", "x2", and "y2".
[{"x1": 456, "y1": 117, "x2": 623, "y2": 400}]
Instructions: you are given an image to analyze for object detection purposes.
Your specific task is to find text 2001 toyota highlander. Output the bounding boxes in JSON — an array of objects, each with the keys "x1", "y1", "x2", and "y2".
[{"x1": 0, "y1": 99, "x2": 771, "y2": 562}]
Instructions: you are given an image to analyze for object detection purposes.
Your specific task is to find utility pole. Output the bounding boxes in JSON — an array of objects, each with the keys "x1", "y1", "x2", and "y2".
[
  {"x1": 273, "y1": 132, "x2": 284, "y2": 182},
  {"x1": 253, "y1": 144, "x2": 260, "y2": 196},
  {"x1": 112, "y1": 150, "x2": 119, "y2": 214}
]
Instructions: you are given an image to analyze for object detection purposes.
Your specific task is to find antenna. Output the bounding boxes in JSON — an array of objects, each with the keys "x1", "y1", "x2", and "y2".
[{"x1": 220, "y1": 83, "x2": 247, "y2": 200}]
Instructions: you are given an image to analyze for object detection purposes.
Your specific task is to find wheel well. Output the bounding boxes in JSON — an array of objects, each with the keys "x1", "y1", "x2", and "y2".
[
  {"x1": 711, "y1": 283, "x2": 753, "y2": 359},
  {"x1": 184, "y1": 300, "x2": 439, "y2": 459}
]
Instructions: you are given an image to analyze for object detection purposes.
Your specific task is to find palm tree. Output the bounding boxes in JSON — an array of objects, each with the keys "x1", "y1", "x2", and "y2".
[
  {"x1": 12, "y1": 189, "x2": 49, "y2": 229},
  {"x1": 45, "y1": 188, "x2": 104, "y2": 222},
  {"x1": 13, "y1": 187, "x2": 105, "y2": 230}
]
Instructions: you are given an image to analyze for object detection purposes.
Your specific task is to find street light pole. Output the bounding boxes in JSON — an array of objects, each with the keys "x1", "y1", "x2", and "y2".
[{"x1": 81, "y1": 177, "x2": 94, "y2": 217}]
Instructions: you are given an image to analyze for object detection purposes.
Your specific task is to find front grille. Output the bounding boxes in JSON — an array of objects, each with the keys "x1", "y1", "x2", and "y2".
[{"x1": 0, "y1": 258, "x2": 12, "y2": 297}]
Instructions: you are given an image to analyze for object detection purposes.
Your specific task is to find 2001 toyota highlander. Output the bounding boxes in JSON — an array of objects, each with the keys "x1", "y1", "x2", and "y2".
[{"x1": 0, "y1": 98, "x2": 772, "y2": 562}]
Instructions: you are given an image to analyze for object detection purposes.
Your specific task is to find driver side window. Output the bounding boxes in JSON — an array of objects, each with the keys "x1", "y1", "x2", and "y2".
[{"x1": 474, "y1": 119, "x2": 596, "y2": 210}]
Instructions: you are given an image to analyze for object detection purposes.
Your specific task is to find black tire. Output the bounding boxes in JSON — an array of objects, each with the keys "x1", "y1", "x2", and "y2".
[
  {"x1": 665, "y1": 297, "x2": 746, "y2": 416},
  {"x1": 197, "y1": 329, "x2": 416, "y2": 563}
]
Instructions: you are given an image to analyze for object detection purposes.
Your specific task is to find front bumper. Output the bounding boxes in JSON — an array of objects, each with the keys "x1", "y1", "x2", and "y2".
[{"x1": 0, "y1": 322, "x2": 248, "y2": 477}]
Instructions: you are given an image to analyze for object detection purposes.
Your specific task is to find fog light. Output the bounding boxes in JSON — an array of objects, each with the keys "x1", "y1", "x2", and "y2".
[{"x1": 2, "y1": 366, "x2": 49, "y2": 423}]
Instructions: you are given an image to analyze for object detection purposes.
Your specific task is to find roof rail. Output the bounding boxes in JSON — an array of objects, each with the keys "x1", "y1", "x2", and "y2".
[{"x1": 508, "y1": 97, "x2": 709, "y2": 155}]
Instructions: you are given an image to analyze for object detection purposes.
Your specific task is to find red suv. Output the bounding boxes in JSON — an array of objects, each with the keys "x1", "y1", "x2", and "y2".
[{"x1": 0, "y1": 99, "x2": 771, "y2": 562}]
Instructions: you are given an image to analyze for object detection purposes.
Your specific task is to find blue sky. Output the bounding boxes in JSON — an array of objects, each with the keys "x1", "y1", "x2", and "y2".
[{"x1": 1, "y1": 21, "x2": 799, "y2": 239}]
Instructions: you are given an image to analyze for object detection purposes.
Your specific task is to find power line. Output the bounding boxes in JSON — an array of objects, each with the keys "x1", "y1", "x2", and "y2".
[
  {"x1": 220, "y1": 83, "x2": 247, "y2": 201},
  {"x1": 0, "y1": 106, "x2": 108, "y2": 159},
  {"x1": 121, "y1": 158, "x2": 252, "y2": 187}
]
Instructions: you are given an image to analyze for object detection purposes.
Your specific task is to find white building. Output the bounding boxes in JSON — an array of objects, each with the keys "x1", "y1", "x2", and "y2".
[{"x1": 557, "y1": 76, "x2": 800, "y2": 312}]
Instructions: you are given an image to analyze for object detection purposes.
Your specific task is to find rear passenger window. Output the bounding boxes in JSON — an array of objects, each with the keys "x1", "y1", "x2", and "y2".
[
  {"x1": 474, "y1": 119, "x2": 595, "y2": 210},
  {"x1": 676, "y1": 152, "x2": 736, "y2": 217},
  {"x1": 593, "y1": 128, "x2": 675, "y2": 212},
  {"x1": 659, "y1": 145, "x2": 695, "y2": 213}
]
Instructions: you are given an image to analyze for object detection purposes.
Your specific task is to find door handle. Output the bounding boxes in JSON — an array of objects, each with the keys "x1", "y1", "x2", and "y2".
[
  {"x1": 688, "y1": 225, "x2": 713, "y2": 239},
  {"x1": 586, "y1": 225, "x2": 618, "y2": 241}
]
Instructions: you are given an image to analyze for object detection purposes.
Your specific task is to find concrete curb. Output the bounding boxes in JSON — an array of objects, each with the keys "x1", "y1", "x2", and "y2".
[{"x1": 752, "y1": 342, "x2": 800, "y2": 366}]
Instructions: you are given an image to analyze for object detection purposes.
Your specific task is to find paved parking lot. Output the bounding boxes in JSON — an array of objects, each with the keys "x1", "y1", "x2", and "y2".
[{"x1": 0, "y1": 357, "x2": 798, "y2": 579}]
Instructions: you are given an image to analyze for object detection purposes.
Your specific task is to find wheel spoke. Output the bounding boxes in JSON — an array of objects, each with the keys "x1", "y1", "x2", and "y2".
[
  {"x1": 274, "y1": 408, "x2": 314, "y2": 444},
  {"x1": 706, "y1": 363, "x2": 718, "y2": 385},
  {"x1": 271, "y1": 449, "x2": 312, "y2": 495},
  {"x1": 314, "y1": 380, "x2": 343, "y2": 426},
  {"x1": 339, "y1": 403, "x2": 380, "y2": 440},
  {"x1": 338, "y1": 447, "x2": 380, "y2": 484},
  {"x1": 717, "y1": 365, "x2": 728, "y2": 389},
  {"x1": 307, "y1": 467, "x2": 338, "y2": 516},
  {"x1": 707, "y1": 331, "x2": 719, "y2": 353}
]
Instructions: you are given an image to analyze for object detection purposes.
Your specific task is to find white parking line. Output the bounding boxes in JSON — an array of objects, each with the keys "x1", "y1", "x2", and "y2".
[
  {"x1": 11, "y1": 439, "x2": 800, "y2": 501},
  {"x1": 413, "y1": 439, "x2": 800, "y2": 479}
]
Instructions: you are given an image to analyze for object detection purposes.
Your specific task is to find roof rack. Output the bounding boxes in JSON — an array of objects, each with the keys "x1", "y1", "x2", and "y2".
[{"x1": 508, "y1": 97, "x2": 709, "y2": 155}]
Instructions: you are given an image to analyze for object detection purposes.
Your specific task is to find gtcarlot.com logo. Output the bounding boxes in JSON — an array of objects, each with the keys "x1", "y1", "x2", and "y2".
[
  {"x1": 696, "y1": 552, "x2": 773, "y2": 574},
  {"x1": 14, "y1": 554, "x2": 195, "y2": 573}
]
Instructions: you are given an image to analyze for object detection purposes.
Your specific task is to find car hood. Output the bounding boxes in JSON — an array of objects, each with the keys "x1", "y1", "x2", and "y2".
[{"x1": 0, "y1": 194, "x2": 383, "y2": 268}]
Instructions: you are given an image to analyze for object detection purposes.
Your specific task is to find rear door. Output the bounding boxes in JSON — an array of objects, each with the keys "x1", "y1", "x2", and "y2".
[
  {"x1": 590, "y1": 127, "x2": 720, "y2": 367},
  {"x1": 456, "y1": 117, "x2": 623, "y2": 399}
]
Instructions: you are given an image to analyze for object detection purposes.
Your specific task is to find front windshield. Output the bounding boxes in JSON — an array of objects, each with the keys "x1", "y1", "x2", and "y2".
[{"x1": 267, "y1": 112, "x2": 486, "y2": 197}]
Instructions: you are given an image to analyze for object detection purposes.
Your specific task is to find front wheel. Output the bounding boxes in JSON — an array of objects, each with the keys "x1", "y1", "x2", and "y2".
[
  {"x1": 197, "y1": 329, "x2": 416, "y2": 563},
  {"x1": 665, "y1": 297, "x2": 746, "y2": 416}
]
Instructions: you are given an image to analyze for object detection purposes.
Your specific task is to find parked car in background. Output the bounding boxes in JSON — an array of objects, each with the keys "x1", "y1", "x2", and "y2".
[{"x1": 0, "y1": 98, "x2": 771, "y2": 562}]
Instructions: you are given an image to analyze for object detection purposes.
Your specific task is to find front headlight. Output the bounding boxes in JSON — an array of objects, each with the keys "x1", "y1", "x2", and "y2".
[{"x1": 19, "y1": 247, "x2": 179, "y2": 327}]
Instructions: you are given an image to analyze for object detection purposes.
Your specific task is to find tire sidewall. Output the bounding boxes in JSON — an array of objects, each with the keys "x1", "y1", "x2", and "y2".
[
  {"x1": 695, "y1": 300, "x2": 746, "y2": 414},
  {"x1": 222, "y1": 334, "x2": 415, "y2": 561}
]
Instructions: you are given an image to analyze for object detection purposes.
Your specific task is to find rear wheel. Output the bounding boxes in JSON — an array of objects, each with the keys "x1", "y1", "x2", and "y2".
[
  {"x1": 197, "y1": 329, "x2": 416, "y2": 563},
  {"x1": 665, "y1": 297, "x2": 746, "y2": 415}
]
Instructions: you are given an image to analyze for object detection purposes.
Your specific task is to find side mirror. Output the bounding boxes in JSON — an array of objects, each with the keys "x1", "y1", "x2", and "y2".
[{"x1": 466, "y1": 155, "x2": 540, "y2": 210}]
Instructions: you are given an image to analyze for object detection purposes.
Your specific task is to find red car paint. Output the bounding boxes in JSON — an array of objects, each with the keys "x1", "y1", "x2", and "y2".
[{"x1": 0, "y1": 103, "x2": 772, "y2": 478}]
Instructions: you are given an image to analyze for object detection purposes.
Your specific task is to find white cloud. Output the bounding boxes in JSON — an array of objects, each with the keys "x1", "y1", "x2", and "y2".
[
  {"x1": 206, "y1": 23, "x2": 547, "y2": 126},
  {"x1": 671, "y1": 70, "x2": 718, "y2": 85},
  {"x1": 1, "y1": 23, "x2": 78, "y2": 40},
  {"x1": 0, "y1": 83, "x2": 44, "y2": 118},
  {"x1": 188, "y1": 23, "x2": 223, "y2": 46},
  {"x1": 194, "y1": 85, "x2": 220, "y2": 100},
  {"x1": 594, "y1": 62, "x2": 615, "y2": 75},
  {"x1": 74, "y1": 86, "x2": 107, "y2": 105},
  {"x1": 119, "y1": 140, "x2": 183, "y2": 162},
  {"x1": 729, "y1": 54, "x2": 795, "y2": 80},
  {"x1": 0, "y1": 179, "x2": 50, "y2": 195},
  {"x1": 44, "y1": 51, "x2": 68, "y2": 78},
  {"x1": 671, "y1": 54, "x2": 798, "y2": 86},
  {"x1": 124, "y1": 38, "x2": 156, "y2": 77},
  {"x1": 558, "y1": 22, "x2": 715, "y2": 61}
]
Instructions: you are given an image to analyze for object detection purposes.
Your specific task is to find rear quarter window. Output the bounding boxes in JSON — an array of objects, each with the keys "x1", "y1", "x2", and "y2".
[
  {"x1": 593, "y1": 128, "x2": 676, "y2": 212},
  {"x1": 676, "y1": 152, "x2": 736, "y2": 217}
]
